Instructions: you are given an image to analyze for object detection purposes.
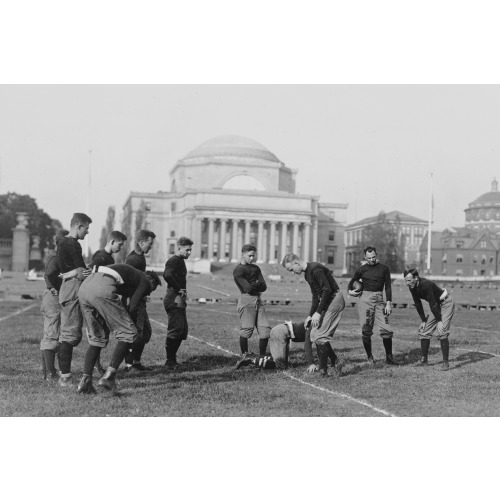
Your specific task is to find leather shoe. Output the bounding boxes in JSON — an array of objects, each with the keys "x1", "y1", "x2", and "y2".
[{"x1": 77, "y1": 375, "x2": 96, "y2": 394}]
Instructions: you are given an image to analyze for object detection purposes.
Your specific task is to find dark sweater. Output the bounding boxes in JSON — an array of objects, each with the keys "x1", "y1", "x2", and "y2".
[
  {"x1": 163, "y1": 255, "x2": 187, "y2": 290},
  {"x1": 233, "y1": 263, "x2": 267, "y2": 295},
  {"x1": 91, "y1": 249, "x2": 114, "y2": 268},
  {"x1": 304, "y1": 262, "x2": 339, "y2": 316},
  {"x1": 348, "y1": 262, "x2": 392, "y2": 302},
  {"x1": 44, "y1": 250, "x2": 62, "y2": 291},
  {"x1": 107, "y1": 264, "x2": 152, "y2": 314},
  {"x1": 58, "y1": 237, "x2": 86, "y2": 273},
  {"x1": 126, "y1": 250, "x2": 146, "y2": 272},
  {"x1": 409, "y1": 277, "x2": 446, "y2": 322}
]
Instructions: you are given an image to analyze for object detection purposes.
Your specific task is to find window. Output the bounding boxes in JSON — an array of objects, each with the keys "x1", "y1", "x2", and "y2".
[
  {"x1": 481, "y1": 255, "x2": 486, "y2": 265},
  {"x1": 473, "y1": 254, "x2": 478, "y2": 263},
  {"x1": 170, "y1": 230, "x2": 175, "y2": 237},
  {"x1": 480, "y1": 240, "x2": 486, "y2": 248},
  {"x1": 327, "y1": 248, "x2": 335, "y2": 265},
  {"x1": 145, "y1": 222, "x2": 151, "y2": 230},
  {"x1": 169, "y1": 243, "x2": 175, "y2": 255},
  {"x1": 490, "y1": 257, "x2": 494, "y2": 264},
  {"x1": 328, "y1": 231, "x2": 335, "y2": 242},
  {"x1": 456, "y1": 254, "x2": 463, "y2": 263},
  {"x1": 442, "y1": 254, "x2": 447, "y2": 263},
  {"x1": 145, "y1": 201, "x2": 151, "y2": 211},
  {"x1": 456, "y1": 241, "x2": 464, "y2": 248},
  {"x1": 171, "y1": 202, "x2": 177, "y2": 212}
]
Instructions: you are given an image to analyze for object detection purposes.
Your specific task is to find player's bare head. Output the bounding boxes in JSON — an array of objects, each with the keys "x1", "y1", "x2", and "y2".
[
  {"x1": 363, "y1": 246, "x2": 377, "y2": 256},
  {"x1": 108, "y1": 231, "x2": 127, "y2": 243},
  {"x1": 281, "y1": 253, "x2": 303, "y2": 275},
  {"x1": 136, "y1": 229, "x2": 156, "y2": 254},
  {"x1": 55, "y1": 229, "x2": 69, "y2": 247},
  {"x1": 241, "y1": 244, "x2": 257, "y2": 264},
  {"x1": 364, "y1": 246, "x2": 378, "y2": 265},
  {"x1": 70, "y1": 213, "x2": 92, "y2": 228},
  {"x1": 403, "y1": 268, "x2": 419, "y2": 288},
  {"x1": 177, "y1": 236, "x2": 193, "y2": 259},
  {"x1": 145, "y1": 270, "x2": 162, "y2": 292}
]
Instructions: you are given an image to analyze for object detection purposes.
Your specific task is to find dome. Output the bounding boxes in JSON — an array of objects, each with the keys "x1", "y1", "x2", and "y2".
[
  {"x1": 183, "y1": 135, "x2": 281, "y2": 163},
  {"x1": 469, "y1": 178, "x2": 500, "y2": 207}
]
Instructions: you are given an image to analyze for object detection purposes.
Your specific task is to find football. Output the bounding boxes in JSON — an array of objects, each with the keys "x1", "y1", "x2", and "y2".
[{"x1": 352, "y1": 280, "x2": 363, "y2": 292}]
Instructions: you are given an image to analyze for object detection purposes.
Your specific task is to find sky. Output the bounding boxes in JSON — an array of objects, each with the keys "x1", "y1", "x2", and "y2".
[{"x1": 0, "y1": 84, "x2": 499, "y2": 251}]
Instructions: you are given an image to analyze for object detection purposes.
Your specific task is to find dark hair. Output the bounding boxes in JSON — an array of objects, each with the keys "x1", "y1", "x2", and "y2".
[
  {"x1": 108, "y1": 230, "x2": 127, "y2": 242},
  {"x1": 242, "y1": 244, "x2": 257, "y2": 254},
  {"x1": 145, "y1": 270, "x2": 162, "y2": 288},
  {"x1": 281, "y1": 253, "x2": 300, "y2": 267},
  {"x1": 136, "y1": 230, "x2": 156, "y2": 242},
  {"x1": 363, "y1": 246, "x2": 377, "y2": 255},
  {"x1": 403, "y1": 268, "x2": 419, "y2": 278},
  {"x1": 70, "y1": 213, "x2": 92, "y2": 227},
  {"x1": 55, "y1": 229, "x2": 69, "y2": 247},
  {"x1": 178, "y1": 236, "x2": 193, "y2": 247}
]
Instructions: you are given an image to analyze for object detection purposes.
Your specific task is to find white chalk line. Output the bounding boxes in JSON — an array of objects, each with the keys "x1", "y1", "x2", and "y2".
[
  {"x1": 0, "y1": 304, "x2": 38, "y2": 323},
  {"x1": 193, "y1": 285, "x2": 231, "y2": 297},
  {"x1": 150, "y1": 318, "x2": 397, "y2": 417}
]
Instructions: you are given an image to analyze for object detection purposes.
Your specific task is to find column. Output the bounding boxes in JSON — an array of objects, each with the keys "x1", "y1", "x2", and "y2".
[
  {"x1": 231, "y1": 219, "x2": 239, "y2": 262},
  {"x1": 257, "y1": 220, "x2": 264, "y2": 263},
  {"x1": 219, "y1": 218, "x2": 227, "y2": 262},
  {"x1": 192, "y1": 217, "x2": 202, "y2": 259},
  {"x1": 312, "y1": 219, "x2": 318, "y2": 262},
  {"x1": 292, "y1": 222, "x2": 300, "y2": 255},
  {"x1": 303, "y1": 222, "x2": 311, "y2": 261},
  {"x1": 280, "y1": 222, "x2": 288, "y2": 260},
  {"x1": 244, "y1": 220, "x2": 251, "y2": 244},
  {"x1": 207, "y1": 218, "x2": 215, "y2": 261},
  {"x1": 268, "y1": 221, "x2": 277, "y2": 263}
]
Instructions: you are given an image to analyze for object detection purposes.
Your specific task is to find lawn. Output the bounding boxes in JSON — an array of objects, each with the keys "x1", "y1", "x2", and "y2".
[{"x1": 1, "y1": 295, "x2": 500, "y2": 417}]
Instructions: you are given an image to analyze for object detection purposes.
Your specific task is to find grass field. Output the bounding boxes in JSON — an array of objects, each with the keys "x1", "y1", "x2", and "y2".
[{"x1": 1, "y1": 293, "x2": 500, "y2": 417}]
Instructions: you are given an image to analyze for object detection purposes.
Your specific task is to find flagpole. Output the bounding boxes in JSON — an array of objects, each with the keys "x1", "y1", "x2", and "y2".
[
  {"x1": 426, "y1": 172, "x2": 433, "y2": 272},
  {"x1": 85, "y1": 149, "x2": 92, "y2": 260}
]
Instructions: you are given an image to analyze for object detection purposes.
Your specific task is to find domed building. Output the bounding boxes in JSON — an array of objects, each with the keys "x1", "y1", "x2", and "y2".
[
  {"x1": 121, "y1": 135, "x2": 348, "y2": 273},
  {"x1": 465, "y1": 178, "x2": 500, "y2": 231}
]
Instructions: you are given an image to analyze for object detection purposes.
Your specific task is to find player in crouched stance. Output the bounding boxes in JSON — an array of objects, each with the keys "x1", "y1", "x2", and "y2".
[
  {"x1": 281, "y1": 253, "x2": 345, "y2": 377},
  {"x1": 404, "y1": 268, "x2": 455, "y2": 370},
  {"x1": 76, "y1": 264, "x2": 161, "y2": 394}
]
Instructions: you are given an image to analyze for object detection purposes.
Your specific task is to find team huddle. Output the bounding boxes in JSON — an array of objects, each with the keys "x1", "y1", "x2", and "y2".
[{"x1": 40, "y1": 212, "x2": 455, "y2": 395}]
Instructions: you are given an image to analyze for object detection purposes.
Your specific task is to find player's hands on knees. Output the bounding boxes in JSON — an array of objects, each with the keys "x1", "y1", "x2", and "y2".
[
  {"x1": 418, "y1": 321, "x2": 426, "y2": 333},
  {"x1": 437, "y1": 321, "x2": 444, "y2": 334},
  {"x1": 348, "y1": 289, "x2": 361, "y2": 297},
  {"x1": 311, "y1": 312, "x2": 321, "y2": 328},
  {"x1": 304, "y1": 316, "x2": 312, "y2": 329},
  {"x1": 306, "y1": 364, "x2": 318, "y2": 373},
  {"x1": 50, "y1": 287, "x2": 58, "y2": 296}
]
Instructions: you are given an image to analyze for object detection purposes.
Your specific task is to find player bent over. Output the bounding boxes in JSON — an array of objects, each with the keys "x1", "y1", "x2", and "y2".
[
  {"x1": 347, "y1": 245, "x2": 398, "y2": 365},
  {"x1": 76, "y1": 264, "x2": 161, "y2": 393},
  {"x1": 237, "y1": 321, "x2": 325, "y2": 371},
  {"x1": 403, "y1": 268, "x2": 455, "y2": 370},
  {"x1": 40, "y1": 229, "x2": 68, "y2": 381},
  {"x1": 233, "y1": 244, "x2": 271, "y2": 364},
  {"x1": 282, "y1": 253, "x2": 345, "y2": 377},
  {"x1": 163, "y1": 237, "x2": 192, "y2": 369}
]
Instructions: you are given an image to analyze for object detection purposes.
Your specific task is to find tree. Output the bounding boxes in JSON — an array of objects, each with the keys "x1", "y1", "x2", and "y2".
[
  {"x1": 350, "y1": 211, "x2": 405, "y2": 274},
  {"x1": 0, "y1": 192, "x2": 62, "y2": 251},
  {"x1": 99, "y1": 205, "x2": 116, "y2": 250}
]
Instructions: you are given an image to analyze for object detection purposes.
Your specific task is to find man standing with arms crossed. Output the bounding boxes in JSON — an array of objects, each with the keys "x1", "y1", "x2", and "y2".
[
  {"x1": 282, "y1": 252, "x2": 345, "y2": 376},
  {"x1": 347, "y1": 245, "x2": 398, "y2": 365},
  {"x1": 57, "y1": 213, "x2": 92, "y2": 387},
  {"x1": 403, "y1": 268, "x2": 454, "y2": 370},
  {"x1": 163, "y1": 236, "x2": 193, "y2": 369},
  {"x1": 40, "y1": 229, "x2": 68, "y2": 381},
  {"x1": 233, "y1": 244, "x2": 271, "y2": 364},
  {"x1": 122, "y1": 229, "x2": 156, "y2": 371}
]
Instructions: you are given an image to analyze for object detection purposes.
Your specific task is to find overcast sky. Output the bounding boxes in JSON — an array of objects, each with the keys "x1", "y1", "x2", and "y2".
[{"x1": 0, "y1": 84, "x2": 499, "y2": 251}]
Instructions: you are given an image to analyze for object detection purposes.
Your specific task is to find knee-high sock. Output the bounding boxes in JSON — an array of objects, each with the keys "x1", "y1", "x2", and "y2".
[
  {"x1": 109, "y1": 342, "x2": 131, "y2": 370},
  {"x1": 58, "y1": 341, "x2": 73, "y2": 375},
  {"x1": 83, "y1": 345, "x2": 102, "y2": 375},
  {"x1": 239, "y1": 337, "x2": 248, "y2": 355},
  {"x1": 43, "y1": 350, "x2": 56, "y2": 373},
  {"x1": 362, "y1": 336, "x2": 372, "y2": 358},
  {"x1": 166, "y1": 338, "x2": 182, "y2": 362},
  {"x1": 440, "y1": 338, "x2": 449, "y2": 362},
  {"x1": 259, "y1": 338, "x2": 269, "y2": 356},
  {"x1": 420, "y1": 338, "x2": 430, "y2": 361},
  {"x1": 132, "y1": 342, "x2": 146, "y2": 363},
  {"x1": 382, "y1": 338, "x2": 393, "y2": 357},
  {"x1": 326, "y1": 342, "x2": 338, "y2": 365}
]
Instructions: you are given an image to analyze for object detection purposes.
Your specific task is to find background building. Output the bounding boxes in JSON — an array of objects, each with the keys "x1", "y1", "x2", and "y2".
[
  {"x1": 344, "y1": 210, "x2": 428, "y2": 272},
  {"x1": 121, "y1": 135, "x2": 347, "y2": 274},
  {"x1": 421, "y1": 179, "x2": 500, "y2": 277}
]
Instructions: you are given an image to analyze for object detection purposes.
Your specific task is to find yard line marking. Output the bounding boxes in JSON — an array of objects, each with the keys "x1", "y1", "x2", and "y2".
[
  {"x1": 285, "y1": 374, "x2": 397, "y2": 417},
  {"x1": 150, "y1": 317, "x2": 396, "y2": 417},
  {"x1": 395, "y1": 338, "x2": 500, "y2": 359},
  {"x1": 455, "y1": 326, "x2": 500, "y2": 334},
  {"x1": 193, "y1": 285, "x2": 231, "y2": 297},
  {"x1": 0, "y1": 304, "x2": 38, "y2": 323}
]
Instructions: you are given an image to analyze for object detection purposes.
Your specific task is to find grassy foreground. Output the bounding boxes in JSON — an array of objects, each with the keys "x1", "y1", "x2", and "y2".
[{"x1": 1, "y1": 297, "x2": 500, "y2": 417}]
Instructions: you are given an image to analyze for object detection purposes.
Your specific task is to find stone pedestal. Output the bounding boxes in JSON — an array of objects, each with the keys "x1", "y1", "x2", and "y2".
[{"x1": 12, "y1": 213, "x2": 30, "y2": 272}]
